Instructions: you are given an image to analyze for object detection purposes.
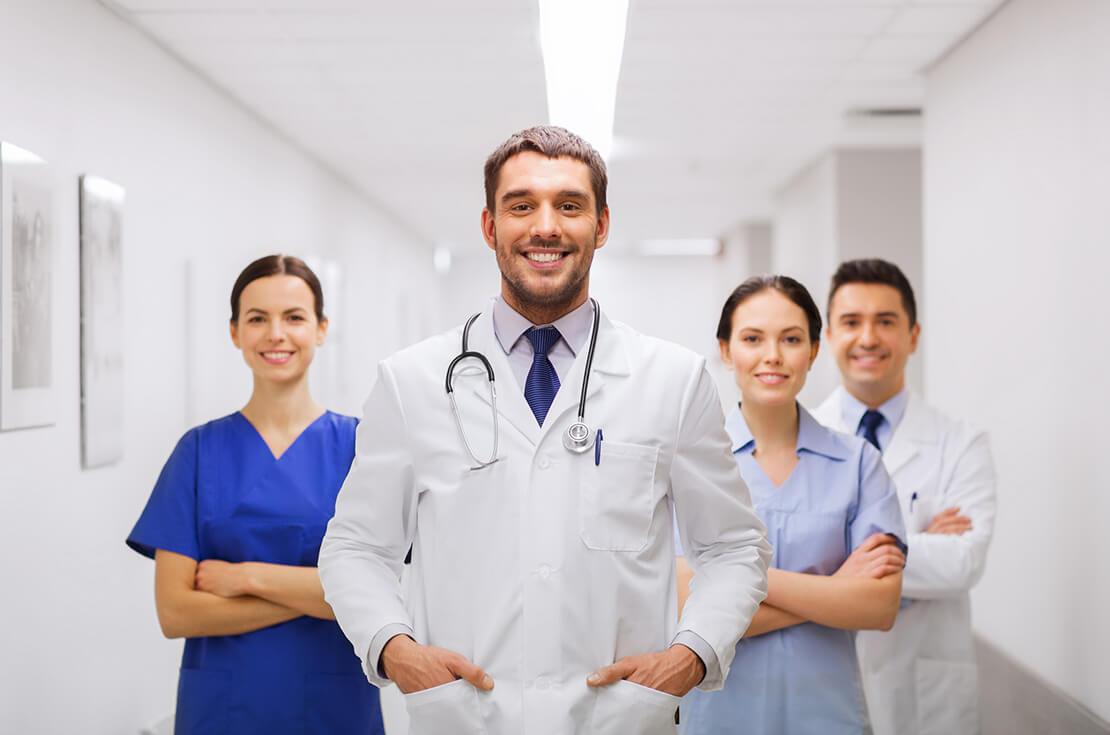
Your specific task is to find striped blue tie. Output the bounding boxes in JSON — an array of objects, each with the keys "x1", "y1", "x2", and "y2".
[{"x1": 524, "y1": 326, "x2": 561, "y2": 426}]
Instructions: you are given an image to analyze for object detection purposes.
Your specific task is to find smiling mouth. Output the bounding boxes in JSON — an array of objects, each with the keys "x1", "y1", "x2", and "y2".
[
  {"x1": 755, "y1": 373, "x2": 788, "y2": 385},
  {"x1": 850, "y1": 353, "x2": 888, "y2": 366},
  {"x1": 261, "y1": 351, "x2": 294, "y2": 364},
  {"x1": 524, "y1": 251, "x2": 568, "y2": 264}
]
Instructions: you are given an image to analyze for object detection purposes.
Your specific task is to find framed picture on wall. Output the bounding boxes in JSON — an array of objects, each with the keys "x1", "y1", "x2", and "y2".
[
  {"x1": 0, "y1": 141, "x2": 55, "y2": 431},
  {"x1": 79, "y1": 174, "x2": 125, "y2": 467}
]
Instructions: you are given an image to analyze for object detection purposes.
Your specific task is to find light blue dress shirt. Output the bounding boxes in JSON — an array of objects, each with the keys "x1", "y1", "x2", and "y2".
[
  {"x1": 838, "y1": 388, "x2": 910, "y2": 453},
  {"x1": 680, "y1": 405, "x2": 906, "y2": 735}
]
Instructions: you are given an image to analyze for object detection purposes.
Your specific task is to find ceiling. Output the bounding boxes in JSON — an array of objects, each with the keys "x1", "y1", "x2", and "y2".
[{"x1": 104, "y1": 0, "x2": 1001, "y2": 253}]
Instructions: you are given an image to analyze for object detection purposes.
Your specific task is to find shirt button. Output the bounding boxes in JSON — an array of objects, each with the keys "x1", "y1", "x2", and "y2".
[
  {"x1": 535, "y1": 677, "x2": 551, "y2": 690},
  {"x1": 537, "y1": 564, "x2": 551, "y2": 579},
  {"x1": 537, "y1": 456, "x2": 551, "y2": 470}
]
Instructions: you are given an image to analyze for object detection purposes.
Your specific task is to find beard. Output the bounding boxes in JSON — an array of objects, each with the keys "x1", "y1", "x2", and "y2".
[{"x1": 493, "y1": 231, "x2": 594, "y2": 316}]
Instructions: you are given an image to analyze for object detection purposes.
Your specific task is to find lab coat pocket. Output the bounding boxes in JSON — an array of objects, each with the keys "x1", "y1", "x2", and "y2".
[
  {"x1": 915, "y1": 659, "x2": 978, "y2": 735},
  {"x1": 175, "y1": 668, "x2": 230, "y2": 735},
  {"x1": 591, "y1": 680, "x2": 679, "y2": 735},
  {"x1": 580, "y1": 441, "x2": 659, "y2": 552},
  {"x1": 403, "y1": 678, "x2": 486, "y2": 735}
]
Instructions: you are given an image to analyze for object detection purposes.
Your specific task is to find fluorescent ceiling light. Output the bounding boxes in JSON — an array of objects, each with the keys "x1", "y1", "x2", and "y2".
[
  {"x1": 538, "y1": 0, "x2": 630, "y2": 160},
  {"x1": 636, "y1": 239, "x2": 723, "y2": 256}
]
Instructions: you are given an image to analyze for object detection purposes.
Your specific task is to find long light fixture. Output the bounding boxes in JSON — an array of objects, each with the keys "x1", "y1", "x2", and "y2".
[{"x1": 538, "y1": 0, "x2": 630, "y2": 160}]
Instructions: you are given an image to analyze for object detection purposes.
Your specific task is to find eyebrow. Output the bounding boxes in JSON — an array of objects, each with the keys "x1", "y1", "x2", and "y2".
[
  {"x1": 837, "y1": 311, "x2": 901, "y2": 320},
  {"x1": 500, "y1": 189, "x2": 591, "y2": 203},
  {"x1": 245, "y1": 307, "x2": 308, "y2": 315}
]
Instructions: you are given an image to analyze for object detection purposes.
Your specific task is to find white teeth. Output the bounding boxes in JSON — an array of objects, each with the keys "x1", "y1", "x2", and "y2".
[
  {"x1": 526, "y1": 252, "x2": 563, "y2": 263},
  {"x1": 263, "y1": 352, "x2": 292, "y2": 359}
]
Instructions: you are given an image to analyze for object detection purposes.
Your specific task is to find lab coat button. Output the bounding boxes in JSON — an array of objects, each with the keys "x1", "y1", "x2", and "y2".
[
  {"x1": 537, "y1": 456, "x2": 551, "y2": 469},
  {"x1": 535, "y1": 677, "x2": 550, "y2": 690},
  {"x1": 537, "y1": 564, "x2": 551, "y2": 579}
]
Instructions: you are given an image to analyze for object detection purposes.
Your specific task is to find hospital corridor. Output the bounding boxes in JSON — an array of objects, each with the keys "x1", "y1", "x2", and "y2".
[{"x1": 0, "y1": 0, "x2": 1107, "y2": 733}]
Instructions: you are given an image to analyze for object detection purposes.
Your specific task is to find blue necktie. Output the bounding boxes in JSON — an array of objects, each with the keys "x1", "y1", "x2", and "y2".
[
  {"x1": 524, "y1": 326, "x2": 561, "y2": 426},
  {"x1": 859, "y1": 409, "x2": 885, "y2": 451}
]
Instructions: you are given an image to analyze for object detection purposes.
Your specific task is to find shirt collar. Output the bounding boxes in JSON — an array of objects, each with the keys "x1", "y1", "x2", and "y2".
[
  {"x1": 491, "y1": 295, "x2": 594, "y2": 356},
  {"x1": 839, "y1": 386, "x2": 910, "y2": 434},
  {"x1": 725, "y1": 403, "x2": 850, "y2": 460}
]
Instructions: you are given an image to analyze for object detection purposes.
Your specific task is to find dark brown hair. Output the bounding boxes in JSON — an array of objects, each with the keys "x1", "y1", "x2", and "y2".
[
  {"x1": 717, "y1": 275, "x2": 823, "y2": 343},
  {"x1": 483, "y1": 125, "x2": 608, "y2": 216},
  {"x1": 229, "y1": 254, "x2": 325, "y2": 323},
  {"x1": 827, "y1": 258, "x2": 917, "y2": 326}
]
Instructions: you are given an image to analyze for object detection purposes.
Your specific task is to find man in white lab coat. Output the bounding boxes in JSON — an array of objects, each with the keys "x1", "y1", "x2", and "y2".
[
  {"x1": 814, "y1": 259, "x2": 997, "y2": 735},
  {"x1": 319, "y1": 126, "x2": 770, "y2": 735}
]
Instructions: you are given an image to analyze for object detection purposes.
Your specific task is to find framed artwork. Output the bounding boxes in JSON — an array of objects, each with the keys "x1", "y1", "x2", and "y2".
[
  {"x1": 79, "y1": 175, "x2": 125, "y2": 467},
  {"x1": 0, "y1": 142, "x2": 55, "y2": 431}
]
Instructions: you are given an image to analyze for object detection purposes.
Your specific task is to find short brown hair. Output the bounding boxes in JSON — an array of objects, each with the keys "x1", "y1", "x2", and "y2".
[
  {"x1": 230, "y1": 254, "x2": 325, "y2": 323},
  {"x1": 483, "y1": 125, "x2": 608, "y2": 216},
  {"x1": 828, "y1": 259, "x2": 917, "y2": 326}
]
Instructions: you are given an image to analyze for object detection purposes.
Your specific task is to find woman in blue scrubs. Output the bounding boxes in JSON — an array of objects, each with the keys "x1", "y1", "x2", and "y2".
[
  {"x1": 678, "y1": 275, "x2": 907, "y2": 735},
  {"x1": 127, "y1": 255, "x2": 384, "y2": 735}
]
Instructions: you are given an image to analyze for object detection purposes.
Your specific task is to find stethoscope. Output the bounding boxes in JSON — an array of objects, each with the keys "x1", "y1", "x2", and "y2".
[{"x1": 445, "y1": 299, "x2": 601, "y2": 469}]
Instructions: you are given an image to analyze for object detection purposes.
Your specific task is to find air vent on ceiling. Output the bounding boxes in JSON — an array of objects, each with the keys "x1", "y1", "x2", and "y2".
[{"x1": 847, "y1": 107, "x2": 924, "y2": 119}]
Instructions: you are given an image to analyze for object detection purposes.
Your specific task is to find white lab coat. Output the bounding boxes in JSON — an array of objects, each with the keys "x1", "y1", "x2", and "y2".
[
  {"x1": 320, "y1": 310, "x2": 770, "y2": 735},
  {"x1": 815, "y1": 388, "x2": 997, "y2": 735}
]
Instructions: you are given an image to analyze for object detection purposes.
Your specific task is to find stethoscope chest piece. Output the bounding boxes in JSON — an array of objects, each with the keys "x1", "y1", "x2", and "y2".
[{"x1": 563, "y1": 421, "x2": 594, "y2": 453}]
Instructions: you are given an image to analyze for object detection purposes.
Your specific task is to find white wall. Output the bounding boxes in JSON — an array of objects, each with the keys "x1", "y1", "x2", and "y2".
[
  {"x1": 0, "y1": 1, "x2": 434, "y2": 733},
  {"x1": 924, "y1": 0, "x2": 1110, "y2": 722},
  {"x1": 773, "y1": 147, "x2": 923, "y2": 407}
]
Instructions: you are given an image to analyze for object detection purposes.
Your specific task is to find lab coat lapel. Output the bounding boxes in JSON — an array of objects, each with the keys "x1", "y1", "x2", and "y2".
[
  {"x1": 465, "y1": 310, "x2": 542, "y2": 446},
  {"x1": 538, "y1": 311, "x2": 630, "y2": 442},
  {"x1": 882, "y1": 392, "x2": 935, "y2": 475}
]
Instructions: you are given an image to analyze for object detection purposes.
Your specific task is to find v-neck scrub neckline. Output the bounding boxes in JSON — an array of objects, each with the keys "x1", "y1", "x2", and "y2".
[{"x1": 235, "y1": 409, "x2": 331, "y2": 462}]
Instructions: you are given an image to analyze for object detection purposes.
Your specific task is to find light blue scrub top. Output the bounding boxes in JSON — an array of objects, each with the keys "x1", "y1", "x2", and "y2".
[{"x1": 681, "y1": 405, "x2": 906, "y2": 735}]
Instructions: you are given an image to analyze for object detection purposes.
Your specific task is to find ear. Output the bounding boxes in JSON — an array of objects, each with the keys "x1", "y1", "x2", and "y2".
[
  {"x1": 718, "y1": 339, "x2": 733, "y2": 369},
  {"x1": 481, "y1": 208, "x2": 497, "y2": 252},
  {"x1": 229, "y1": 320, "x2": 240, "y2": 349},
  {"x1": 909, "y1": 322, "x2": 921, "y2": 353},
  {"x1": 593, "y1": 206, "x2": 611, "y2": 250},
  {"x1": 316, "y1": 317, "x2": 329, "y2": 346},
  {"x1": 809, "y1": 340, "x2": 821, "y2": 369}
]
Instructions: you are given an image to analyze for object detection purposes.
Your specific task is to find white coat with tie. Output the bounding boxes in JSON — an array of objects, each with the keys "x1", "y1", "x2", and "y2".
[
  {"x1": 320, "y1": 308, "x2": 770, "y2": 735},
  {"x1": 815, "y1": 388, "x2": 997, "y2": 735}
]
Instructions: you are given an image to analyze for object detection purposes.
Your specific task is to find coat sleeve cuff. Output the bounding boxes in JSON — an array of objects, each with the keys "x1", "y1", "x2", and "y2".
[
  {"x1": 364, "y1": 623, "x2": 416, "y2": 687},
  {"x1": 671, "y1": 630, "x2": 722, "y2": 690}
]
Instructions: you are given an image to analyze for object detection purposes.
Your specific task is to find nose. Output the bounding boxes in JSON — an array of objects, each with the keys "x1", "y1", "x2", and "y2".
[
  {"x1": 763, "y1": 341, "x2": 784, "y2": 366},
  {"x1": 530, "y1": 202, "x2": 562, "y2": 241},
  {"x1": 859, "y1": 322, "x2": 879, "y2": 347},
  {"x1": 266, "y1": 319, "x2": 286, "y2": 343}
]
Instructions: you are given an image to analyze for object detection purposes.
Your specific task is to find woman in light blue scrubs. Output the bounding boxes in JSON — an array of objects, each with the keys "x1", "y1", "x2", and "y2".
[
  {"x1": 127, "y1": 255, "x2": 384, "y2": 735},
  {"x1": 679, "y1": 275, "x2": 907, "y2": 735}
]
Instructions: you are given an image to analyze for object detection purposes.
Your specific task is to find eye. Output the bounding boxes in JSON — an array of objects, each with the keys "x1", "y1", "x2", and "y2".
[
  {"x1": 288, "y1": 314, "x2": 305, "y2": 322},
  {"x1": 248, "y1": 316, "x2": 264, "y2": 324},
  {"x1": 843, "y1": 319, "x2": 859, "y2": 328},
  {"x1": 741, "y1": 335, "x2": 759, "y2": 344},
  {"x1": 559, "y1": 202, "x2": 582, "y2": 213},
  {"x1": 509, "y1": 202, "x2": 532, "y2": 213},
  {"x1": 785, "y1": 335, "x2": 802, "y2": 344},
  {"x1": 879, "y1": 318, "x2": 895, "y2": 327}
]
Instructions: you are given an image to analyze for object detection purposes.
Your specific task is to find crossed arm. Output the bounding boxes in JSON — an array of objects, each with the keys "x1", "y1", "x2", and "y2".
[
  {"x1": 153, "y1": 549, "x2": 333, "y2": 639},
  {"x1": 678, "y1": 532, "x2": 905, "y2": 639}
]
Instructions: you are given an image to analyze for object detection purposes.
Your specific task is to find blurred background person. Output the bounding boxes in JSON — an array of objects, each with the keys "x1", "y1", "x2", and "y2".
[
  {"x1": 679, "y1": 275, "x2": 906, "y2": 735},
  {"x1": 816, "y1": 259, "x2": 997, "y2": 735},
  {"x1": 126, "y1": 255, "x2": 385, "y2": 735}
]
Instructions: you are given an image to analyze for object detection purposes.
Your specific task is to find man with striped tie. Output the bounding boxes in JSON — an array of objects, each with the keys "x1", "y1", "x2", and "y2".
[{"x1": 320, "y1": 126, "x2": 770, "y2": 735}]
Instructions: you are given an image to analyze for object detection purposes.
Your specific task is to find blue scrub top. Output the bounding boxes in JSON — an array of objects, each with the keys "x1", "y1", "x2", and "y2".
[
  {"x1": 127, "y1": 411, "x2": 384, "y2": 735},
  {"x1": 681, "y1": 405, "x2": 906, "y2": 735}
]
